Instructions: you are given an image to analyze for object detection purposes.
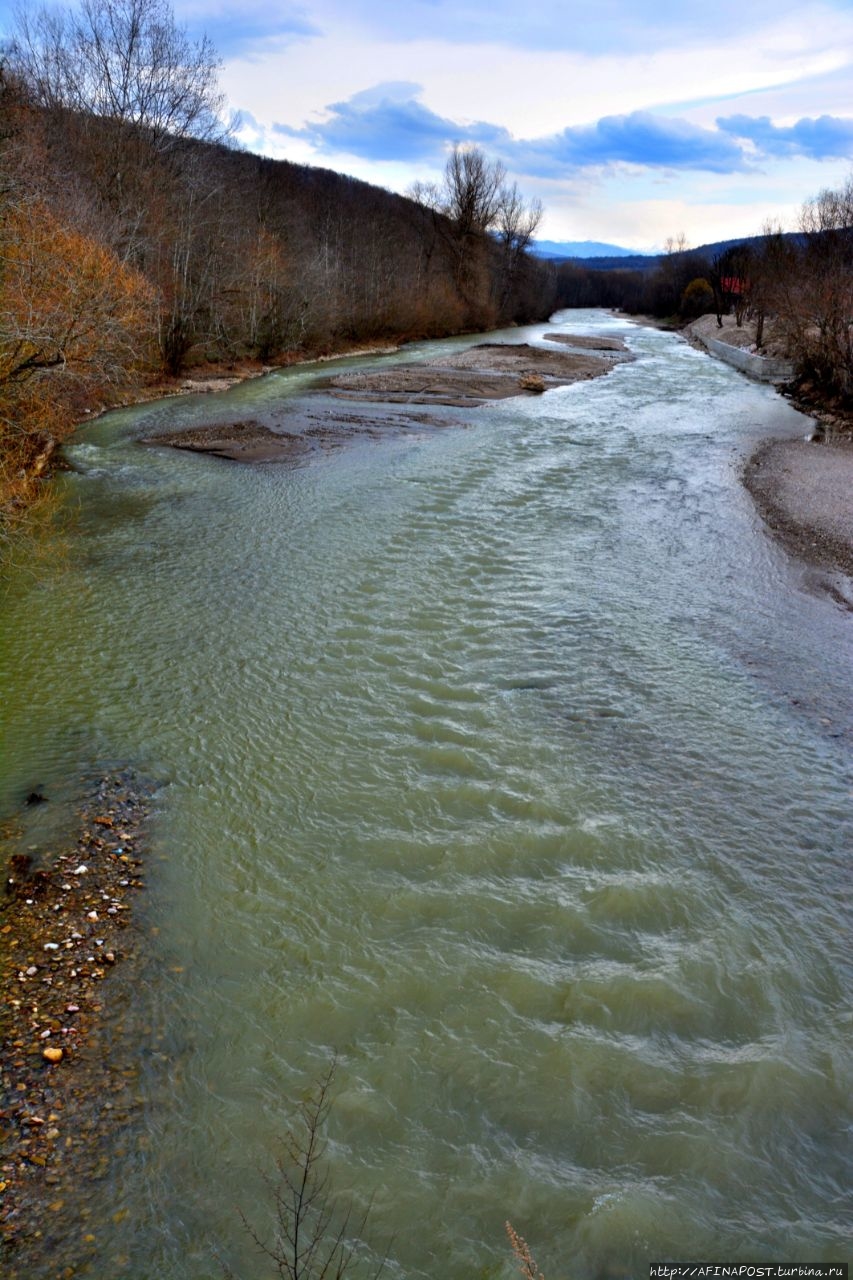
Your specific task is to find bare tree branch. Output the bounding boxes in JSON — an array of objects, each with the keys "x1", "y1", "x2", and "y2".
[{"x1": 230, "y1": 1059, "x2": 386, "y2": 1280}]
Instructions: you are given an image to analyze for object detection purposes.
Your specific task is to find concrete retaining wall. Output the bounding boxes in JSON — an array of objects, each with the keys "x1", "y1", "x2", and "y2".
[{"x1": 701, "y1": 335, "x2": 794, "y2": 384}]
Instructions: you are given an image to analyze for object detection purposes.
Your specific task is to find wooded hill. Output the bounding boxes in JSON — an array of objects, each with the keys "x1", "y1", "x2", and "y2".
[{"x1": 0, "y1": 0, "x2": 555, "y2": 519}]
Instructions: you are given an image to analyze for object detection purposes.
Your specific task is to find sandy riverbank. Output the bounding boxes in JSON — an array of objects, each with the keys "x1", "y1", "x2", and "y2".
[
  {"x1": 744, "y1": 438, "x2": 853, "y2": 581},
  {"x1": 144, "y1": 404, "x2": 456, "y2": 463},
  {"x1": 325, "y1": 339, "x2": 630, "y2": 407}
]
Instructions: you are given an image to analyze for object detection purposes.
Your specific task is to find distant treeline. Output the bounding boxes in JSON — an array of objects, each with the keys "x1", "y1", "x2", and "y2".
[{"x1": 0, "y1": 0, "x2": 555, "y2": 518}]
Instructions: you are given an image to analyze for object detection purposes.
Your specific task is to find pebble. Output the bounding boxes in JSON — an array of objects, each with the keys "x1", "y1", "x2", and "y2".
[
  {"x1": 42, "y1": 1047, "x2": 63, "y2": 1064},
  {"x1": 73, "y1": 865, "x2": 88, "y2": 875}
]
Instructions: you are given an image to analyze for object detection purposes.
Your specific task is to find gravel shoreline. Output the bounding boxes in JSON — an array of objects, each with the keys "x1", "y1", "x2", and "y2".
[
  {"x1": 743, "y1": 438, "x2": 853, "y2": 581},
  {"x1": 325, "y1": 339, "x2": 631, "y2": 407},
  {"x1": 1, "y1": 772, "x2": 154, "y2": 1277}
]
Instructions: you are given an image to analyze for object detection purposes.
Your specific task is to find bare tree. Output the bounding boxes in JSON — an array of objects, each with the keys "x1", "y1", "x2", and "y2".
[
  {"x1": 497, "y1": 183, "x2": 542, "y2": 256},
  {"x1": 6, "y1": 0, "x2": 226, "y2": 152},
  {"x1": 410, "y1": 147, "x2": 525, "y2": 301},
  {"x1": 443, "y1": 145, "x2": 506, "y2": 238},
  {"x1": 405, "y1": 178, "x2": 442, "y2": 212},
  {"x1": 709, "y1": 243, "x2": 752, "y2": 327},
  {"x1": 795, "y1": 176, "x2": 853, "y2": 395},
  {"x1": 5, "y1": 0, "x2": 228, "y2": 272},
  {"x1": 496, "y1": 181, "x2": 543, "y2": 315}
]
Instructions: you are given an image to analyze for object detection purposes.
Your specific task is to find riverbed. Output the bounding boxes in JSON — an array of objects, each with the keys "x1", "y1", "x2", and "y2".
[{"x1": 1, "y1": 311, "x2": 851, "y2": 1278}]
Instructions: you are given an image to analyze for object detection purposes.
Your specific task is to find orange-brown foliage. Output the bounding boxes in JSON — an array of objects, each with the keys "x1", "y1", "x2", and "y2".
[{"x1": 0, "y1": 196, "x2": 153, "y2": 514}]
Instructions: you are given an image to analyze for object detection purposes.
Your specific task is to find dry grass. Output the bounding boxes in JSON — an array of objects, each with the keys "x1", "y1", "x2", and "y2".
[{"x1": 505, "y1": 1221, "x2": 545, "y2": 1280}]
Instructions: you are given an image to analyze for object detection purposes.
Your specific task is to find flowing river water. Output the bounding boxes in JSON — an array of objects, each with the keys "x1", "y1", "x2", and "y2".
[{"x1": 1, "y1": 311, "x2": 851, "y2": 1278}]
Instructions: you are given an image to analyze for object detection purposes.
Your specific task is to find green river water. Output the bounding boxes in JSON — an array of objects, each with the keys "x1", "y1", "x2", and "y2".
[{"x1": 1, "y1": 312, "x2": 851, "y2": 1278}]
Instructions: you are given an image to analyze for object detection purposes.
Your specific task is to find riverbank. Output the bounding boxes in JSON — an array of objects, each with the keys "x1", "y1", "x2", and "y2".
[
  {"x1": 1, "y1": 340, "x2": 409, "y2": 531},
  {"x1": 684, "y1": 315, "x2": 853, "y2": 581},
  {"x1": 685, "y1": 315, "x2": 794, "y2": 385},
  {"x1": 91, "y1": 339, "x2": 406, "y2": 416},
  {"x1": 744, "y1": 438, "x2": 853, "y2": 581},
  {"x1": 0, "y1": 772, "x2": 153, "y2": 1277}
]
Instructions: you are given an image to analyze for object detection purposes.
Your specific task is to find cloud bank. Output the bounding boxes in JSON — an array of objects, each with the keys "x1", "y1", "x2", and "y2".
[
  {"x1": 275, "y1": 84, "x2": 853, "y2": 176},
  {"x1": 252, "y1": 0, "x2": 811, "y2": 56},
  {"x1": 717, "y1": 113, "x2": 853, "y2": 160}
]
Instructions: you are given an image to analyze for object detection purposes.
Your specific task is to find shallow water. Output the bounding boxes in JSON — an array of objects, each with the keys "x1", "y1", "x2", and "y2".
[{"x1": 1, "y1": 312, "x2": 851, "y2": 1278}]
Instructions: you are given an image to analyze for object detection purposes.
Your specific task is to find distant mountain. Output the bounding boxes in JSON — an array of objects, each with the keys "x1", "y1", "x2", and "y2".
[
  {"x1": 531, "y1": 239, "x2": 642, "y2": 260},
  {"x1": 553, "y1": 231, "x2": 806, "y2": 273}
]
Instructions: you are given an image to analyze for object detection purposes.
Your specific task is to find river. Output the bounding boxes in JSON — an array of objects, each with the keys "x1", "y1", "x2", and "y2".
[{"x1": 1, "y1": 311, "x2": 851, "y2": 1278}]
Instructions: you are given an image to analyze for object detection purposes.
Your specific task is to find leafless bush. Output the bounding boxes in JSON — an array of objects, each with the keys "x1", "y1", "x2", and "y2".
[{"x1": 225, "y1": 1061, "x2": 385, "y2": 1280}]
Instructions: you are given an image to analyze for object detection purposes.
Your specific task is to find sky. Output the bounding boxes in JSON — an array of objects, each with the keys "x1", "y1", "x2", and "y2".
[{"x1": 4, "y1": 0, "x2": 853, "y2": 249}]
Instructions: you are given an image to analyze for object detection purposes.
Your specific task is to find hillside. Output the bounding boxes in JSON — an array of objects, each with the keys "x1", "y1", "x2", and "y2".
[{"x1": 0, "y1": 77, "x2": 556, "y2": 519}]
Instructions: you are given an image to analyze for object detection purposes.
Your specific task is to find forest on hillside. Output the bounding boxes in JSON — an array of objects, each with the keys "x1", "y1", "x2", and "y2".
[{"x1": 0, "y1": 0, "x2": 555, "y2": 520}]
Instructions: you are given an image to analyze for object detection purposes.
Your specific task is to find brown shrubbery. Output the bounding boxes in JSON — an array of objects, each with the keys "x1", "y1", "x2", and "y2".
[{"x1": 0, "y1": 191, "x2": 153, "y2": 514}]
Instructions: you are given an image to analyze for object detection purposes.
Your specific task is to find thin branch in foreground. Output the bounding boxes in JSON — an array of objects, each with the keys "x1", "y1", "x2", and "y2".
[{"x1": 227, "y1": 1059, "x2": 386, "y2": 1280}]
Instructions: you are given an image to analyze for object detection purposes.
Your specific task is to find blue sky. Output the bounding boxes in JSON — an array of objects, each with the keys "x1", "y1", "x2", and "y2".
[{"x1": 3, "y1": 0, "x2": 852, "y2": 247}]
